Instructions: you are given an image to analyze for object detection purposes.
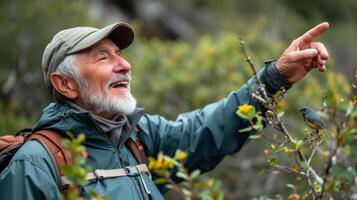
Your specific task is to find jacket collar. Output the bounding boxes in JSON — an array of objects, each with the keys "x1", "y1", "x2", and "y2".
[{"x1": 33, "y1": 101, "x2": 144, "y2": 143}]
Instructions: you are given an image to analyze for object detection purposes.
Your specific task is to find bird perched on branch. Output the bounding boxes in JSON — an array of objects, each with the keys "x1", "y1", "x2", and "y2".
[{"x1": 299, "y1": 106, "x2": 332, "y2": 140}]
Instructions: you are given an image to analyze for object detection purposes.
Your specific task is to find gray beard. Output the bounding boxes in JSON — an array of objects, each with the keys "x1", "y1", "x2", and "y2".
[
  {"x1": 81, "y1": 86, "x2": 137, "y2": 116},
  {"x1": 76, "y1": 72, "x2": 136, "y2": 115}
]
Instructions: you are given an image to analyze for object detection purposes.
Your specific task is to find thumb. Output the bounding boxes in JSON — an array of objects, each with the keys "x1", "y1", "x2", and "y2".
[{"x1": 288, "y1": 48, "x2": 318, "y2": 62}]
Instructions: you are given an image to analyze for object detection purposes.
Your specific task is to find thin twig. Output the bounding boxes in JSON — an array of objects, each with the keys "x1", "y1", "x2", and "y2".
[
  {"x1": 307, "y1": 139, "x2": 323, "y2": 199},
  {"x1": 308, "y1": 140, "x2": 323, "y2": 165},
  {"x1": 239, "y1": 37, "x2": 325, "y2": 196},
  {"x1": 239, "y1": 37, "x2": 261, "y2": 85},
  {"x1": 272, "y1": 164, "x2": 307, "y2": 176}
]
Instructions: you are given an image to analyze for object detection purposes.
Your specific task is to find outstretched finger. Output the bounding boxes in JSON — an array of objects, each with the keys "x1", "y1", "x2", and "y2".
[{"x1": 298, "y1": 22, "x2": 329, "y2": 46}]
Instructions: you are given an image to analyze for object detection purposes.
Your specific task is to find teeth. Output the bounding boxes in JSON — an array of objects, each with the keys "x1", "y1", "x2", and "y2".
[{"x1": 111, "y1": 81, "x2": 128, "y2": 87}]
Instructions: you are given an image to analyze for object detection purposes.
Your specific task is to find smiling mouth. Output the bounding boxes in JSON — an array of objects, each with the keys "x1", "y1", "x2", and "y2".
[{"x1": 109, "y1": 81, "x2": 129, "y2": 89}]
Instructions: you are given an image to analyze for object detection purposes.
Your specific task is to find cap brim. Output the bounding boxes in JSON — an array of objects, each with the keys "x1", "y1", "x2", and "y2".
[{"x1": 68, "y1": 22, "x2": 134, "y2": 54}]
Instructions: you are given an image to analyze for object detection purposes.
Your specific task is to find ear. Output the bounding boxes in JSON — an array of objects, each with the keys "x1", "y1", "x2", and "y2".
[{"x1": 50, "y1": 72, "x2": 79, "y2": 99}]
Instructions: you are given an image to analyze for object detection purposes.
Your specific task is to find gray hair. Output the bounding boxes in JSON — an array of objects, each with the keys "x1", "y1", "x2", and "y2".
[{"x1": 52, "y1": 54, "x2": 87, "y2": 101}]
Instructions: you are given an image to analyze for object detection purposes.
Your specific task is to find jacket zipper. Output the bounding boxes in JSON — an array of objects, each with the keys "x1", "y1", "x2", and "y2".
[{"x1": 89, "y1": 115, "x2": 147, "y2": 200}]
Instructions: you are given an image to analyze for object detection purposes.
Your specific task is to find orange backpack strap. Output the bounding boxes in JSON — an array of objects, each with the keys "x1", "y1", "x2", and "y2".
[
  {"x1": 28, "y1": 130, "x2": 72, "y2": 190},
  {"x1": 125, "y1": 126, "x2": 148, "y2": 164},
  {"x1": 126, "y1": 138, "x2": 148, "y2": 164}
]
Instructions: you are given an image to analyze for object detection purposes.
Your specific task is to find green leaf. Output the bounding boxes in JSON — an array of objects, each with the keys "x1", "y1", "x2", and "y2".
[
  {"x1": 199, "y1": 191, "x2": 211, "y2": 200},
  {"x1": 299, "y1": 162, "x2": 308, "y2": 171},
  {"x1": 249, "y1": 134, "x2": 262, "y2": 140},
  {"x1": 193, "y1": 182, "x2": 205, "y2": 189},
  {"x1": 213, "y1": 180, "x2": 222, "y2": 190},
  {"x1": 330, "y1": 166, "x2": 356, "y2": 181},
  {"x1": 236, "y1": 111, "x2": 249, "y2": 120},
  {"x1": 176, "y1": 172, "x2": 189, "y2": 180},
  {"x1": 77, "y1": 134, "x2": 86, "y2": 143},
  {"x1": 75, "y1": 156, "x2": 86, "y2": 165},
  {"x1": 154, "y1": 178, "x2": 168, "y2": 185},
  {"x1": 253, "y1": 123, "x2": 263, "y2": 131},
  {"x1": 217, "y1": 191, "x2": 224, "y2": 200},
  {"x1": 286, "y1": 183, "x2": 295, "y2": 189},
  {"x1": 326, "y1": 89, "x2": 337, "y2": 109},
  {"x1": 62, "y1": 139, "x2": 71, "y2": 149},
  {"x1": 291, "y1": 140, "x2": 304, "y2": 150},
  {"x1": 268, "y1": 157, "x2": 277, "y2": 166},
  {"x1": 351, "y1": 107, "x2": 357, "y2": 118},
  {"x1": 165, "y1": 184, "x2": 176, "y2": 190},
  {"x1": 277, "y1": 111, "x2": 285, "y2": 118},
  {"x1": 78, "y1": 179, "x2": 88, "y2": 186},
  {"x1": 182, "y1": 188, "x2": 192, "y2": 197},
  {"x1": 189, "y1": 169, "x2": 201, "y2": 180},
  {"x1": 239, "y1": 126, "x2": 253, "y2": 133},
  {"x1": 247, "y1": 106, "x2": 256, "y2": 119},
  {"x1": 76, "y1": 146, "x2": 86, "y2": 152}
]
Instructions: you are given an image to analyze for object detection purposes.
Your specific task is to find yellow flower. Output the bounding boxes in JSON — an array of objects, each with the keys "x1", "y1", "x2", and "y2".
[
  {"x1": 175, "y1": 150, "x2": 187, "y2": 162},
  {"x1": 288, "y1": 193, "x2": 300, "y2": 200},
  {"x1": 291, "y1": 164, "x2": 299, "y2": 173},
  {"x1": 148, "y1": 152, "x2": 177, "y2": 172},
  {"x1": 207, "y1": 179, "x2": 214, "y2": 188},
  {"x1": 313, "y1": 181, "x2": 322, "y2": 193},
  {"x1": 148, "y1": 153, "x2": 165, "y2": 170},
  {"x1": 163, "y1": 158, "x2": 174, "y2": 169},
  {"x1": 154, "y1": 160, "x2": 163, "y2": 170},
  {"x1": 237, "y1": 104, "x2": 254, "y2": 116},
  {"x1": 155, "y1": 153, "x2": 165, "y2": 169},
  {"x1": 271, "y1": 144, "x2": 276, "y2": 150},
  {"x1": 148, "y1": 157, "x2": 156, "y2": 170},
  {"x1": 283, "y1": 147, "x2": 289, "y2": 153}
]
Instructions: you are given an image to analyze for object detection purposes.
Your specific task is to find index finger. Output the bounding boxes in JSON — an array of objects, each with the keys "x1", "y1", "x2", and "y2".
[{"x1": 298, "y1": 22, "x2": 329, "y2": 45}]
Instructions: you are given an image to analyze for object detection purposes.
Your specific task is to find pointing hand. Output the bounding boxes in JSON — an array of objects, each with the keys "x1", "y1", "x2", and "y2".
[{"x1": 277, "y1": 22, "x2": 330, "y2": 83}]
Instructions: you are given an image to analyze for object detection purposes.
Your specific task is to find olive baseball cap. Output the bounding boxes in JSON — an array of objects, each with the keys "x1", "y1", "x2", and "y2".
[{"x1": 42, "y1": 22, "x2": 134, "y2": 90}]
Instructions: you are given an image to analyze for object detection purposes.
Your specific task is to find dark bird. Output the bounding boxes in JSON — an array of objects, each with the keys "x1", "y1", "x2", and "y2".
[{"x1": 299, "y1": 106, "x2": 332, "y2": 140}]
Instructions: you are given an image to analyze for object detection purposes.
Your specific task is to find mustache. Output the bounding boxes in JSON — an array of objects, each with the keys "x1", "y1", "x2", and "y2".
[{"x1": 106, "y1": 73, "x2": 131, "y2": 88}]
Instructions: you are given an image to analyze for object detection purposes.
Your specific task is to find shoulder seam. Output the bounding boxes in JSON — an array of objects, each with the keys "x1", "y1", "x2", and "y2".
[
  {"x1": 7, "y1": 158, "x2": 56, "y2": 180},
  {"x1": 8, "y1": 141, "x2": 57, "y2": 180}
]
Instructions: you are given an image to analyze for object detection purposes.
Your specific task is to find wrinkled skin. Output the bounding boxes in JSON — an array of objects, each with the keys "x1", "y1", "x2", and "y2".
[{"x1": 277, "y1": 22, "x2": 330, "y2": 83}]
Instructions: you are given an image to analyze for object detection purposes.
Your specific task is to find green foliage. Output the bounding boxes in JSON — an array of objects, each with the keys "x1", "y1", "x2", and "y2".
[
  {"x1": 0, "y1": 0, "x2": 100, "y2": 133},
  {"x1": 0, "y1": 101, "x2": 32, "y2": 134},
  {"x1": 60, "y1": 133, "x2": 105, "y2": 200},
  {"x1": 235, "y1": 58, "x2": 356, "y2": 199},
  {"x1": 61, "y1": 133, "x2": 90, "y2": 187},
  {"x1": 1, "y1": 1, "x2": 355, "y2": 199},
  {"x1": 126, "y1": 30, "x2": 284, "y2": 119},
  {"x1": 148, "y1": 150, "x2": 224, "y2": 200}
]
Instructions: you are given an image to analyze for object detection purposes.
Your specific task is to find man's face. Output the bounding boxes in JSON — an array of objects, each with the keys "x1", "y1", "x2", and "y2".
[{"x1": 74, "y1": 38, "x2": 136, "y2": 118}]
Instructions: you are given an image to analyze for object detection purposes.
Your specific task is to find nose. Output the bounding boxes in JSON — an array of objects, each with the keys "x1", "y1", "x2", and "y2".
[{"x1": 113, "y1": 55, "x2": 131, "y2": 74}]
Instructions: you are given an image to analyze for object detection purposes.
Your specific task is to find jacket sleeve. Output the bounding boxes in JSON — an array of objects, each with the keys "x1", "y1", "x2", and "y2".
[
  {"x1": 0, "y1": 141, "x2": 60, "y2": 200},
  {"x1": 138, "y1": 61, "x2": 292, "y2": 173}
]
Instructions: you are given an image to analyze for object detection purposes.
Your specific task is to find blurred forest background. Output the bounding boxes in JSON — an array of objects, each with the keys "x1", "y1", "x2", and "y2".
[{"x1": 0, "y1": 0, "x2": 356, "y2": 199}]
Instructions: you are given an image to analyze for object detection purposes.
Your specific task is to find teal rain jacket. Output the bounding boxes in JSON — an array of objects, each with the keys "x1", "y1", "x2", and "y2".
[{"x1": 0, "y1": 61, "x2": 291, "y2": 199}]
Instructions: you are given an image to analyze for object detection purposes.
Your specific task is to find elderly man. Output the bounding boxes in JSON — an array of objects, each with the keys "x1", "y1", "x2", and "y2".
[{"x1": 0, "y1": 22, "x2": 329, "y2": 199}]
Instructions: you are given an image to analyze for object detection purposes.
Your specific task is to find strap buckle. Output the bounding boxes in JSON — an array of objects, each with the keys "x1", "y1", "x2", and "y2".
[
  {"x1": 94, "y1": 169, "x2": 105, "y2": 179},
  {"x1": 125, "y1": 166, "x2": 139, "y2": 176}
]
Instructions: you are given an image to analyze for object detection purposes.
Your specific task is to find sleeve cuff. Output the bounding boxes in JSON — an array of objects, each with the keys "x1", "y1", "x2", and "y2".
[{"x1": 259, "y1": 59, "x2": 292, "y2": 95}]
